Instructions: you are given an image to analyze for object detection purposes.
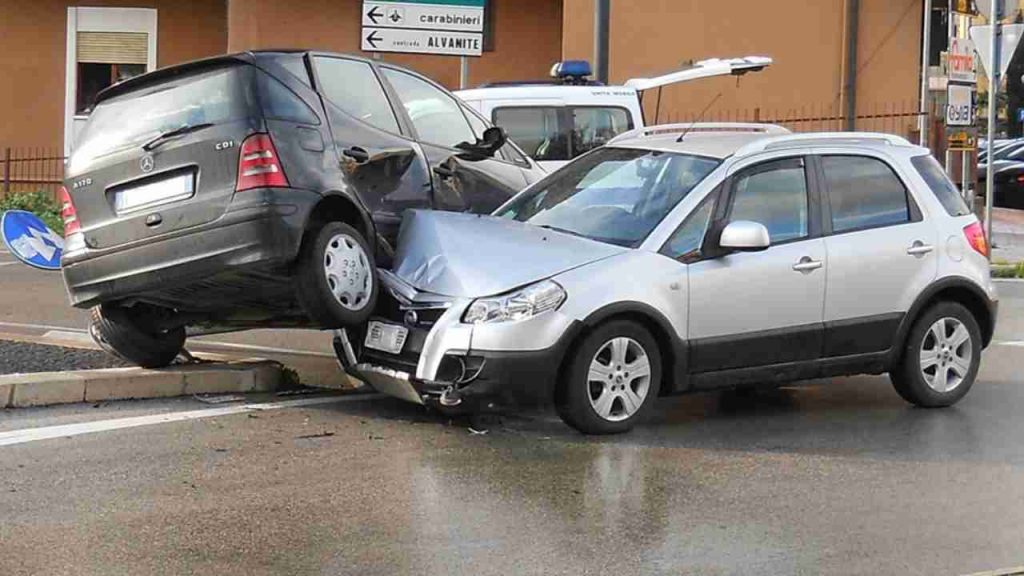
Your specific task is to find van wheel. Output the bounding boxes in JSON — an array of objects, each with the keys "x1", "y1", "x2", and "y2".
[
  {"x1": 89, "y1": 305, "x2": 185, "y2": 369},
  {"x1": 297, "y1": 221, "x2": 378, "y2": 328},
  {"x1": 556, "y1": 320, "x2": 661, "y2": 435},
  {"x1": 891, "y1": 301, "x2": 982, "y2": 408}
]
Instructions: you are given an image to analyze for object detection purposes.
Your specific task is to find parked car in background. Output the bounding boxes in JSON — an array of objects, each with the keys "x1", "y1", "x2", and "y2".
[
  {"x1": 61, "y1": 50, "x2": 544, "y2": 368},
  {"x1": 338, "y1": 124, "x2": 998, "y2": 434},
  {"x1": 456, "y1": 57, "x2": 772, "y2": 171}
]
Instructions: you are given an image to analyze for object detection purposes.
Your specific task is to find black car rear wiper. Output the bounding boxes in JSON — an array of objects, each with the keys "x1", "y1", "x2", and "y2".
[{"x1": 142, "y1": 122, "x2": 214, "y2": 152}]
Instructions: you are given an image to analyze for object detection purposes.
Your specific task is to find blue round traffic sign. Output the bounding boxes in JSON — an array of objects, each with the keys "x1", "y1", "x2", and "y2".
[{"x1": 1, "y1": 210, "x2": 64, "y2": 271}]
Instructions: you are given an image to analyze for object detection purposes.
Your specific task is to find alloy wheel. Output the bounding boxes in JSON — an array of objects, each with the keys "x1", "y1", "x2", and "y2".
[
  {"x1": 920, "y1": 316, "x2": 973, "y2": 393},
  {"x1": 587, "y1": 337, "x2": 652, "y2": 422}
]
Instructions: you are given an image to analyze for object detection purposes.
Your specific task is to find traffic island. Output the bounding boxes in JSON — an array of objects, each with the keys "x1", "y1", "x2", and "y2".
[{"x1": 0, "y1": 357, "x2": 286, "y2": 408}]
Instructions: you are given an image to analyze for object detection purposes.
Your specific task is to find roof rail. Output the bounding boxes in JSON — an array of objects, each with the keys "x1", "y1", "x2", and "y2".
[
  {"x1": 734, "y1": 132, "x2": 914, "y2": 157},
  {"x1": 608, "y1": 122, "x2": 790, "y2": 145}
]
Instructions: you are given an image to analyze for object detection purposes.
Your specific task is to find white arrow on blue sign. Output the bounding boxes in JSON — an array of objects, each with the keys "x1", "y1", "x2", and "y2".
[{"x1": 1, "y1": 210, "x2": 64, "y2": 271}]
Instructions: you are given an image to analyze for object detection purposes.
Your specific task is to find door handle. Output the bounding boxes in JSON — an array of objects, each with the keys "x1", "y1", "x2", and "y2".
[
  {"x1": 343, "y1": 146, "x2": 370, "y2": 164},
  {"x1": 433, "y1": 164, "x2": 455, "y2": 179},
  {"x1": 907, "y1": 241, "x2": 934, "y2": 257},
  {"x1": 792, "y1": 257, "x2": 823, "y2": 273}
]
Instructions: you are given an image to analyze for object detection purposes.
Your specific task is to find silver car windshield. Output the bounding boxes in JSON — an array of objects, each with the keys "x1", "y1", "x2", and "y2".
[{"x1": 498, "y1": 148, "x2": 719, "y2": 247}]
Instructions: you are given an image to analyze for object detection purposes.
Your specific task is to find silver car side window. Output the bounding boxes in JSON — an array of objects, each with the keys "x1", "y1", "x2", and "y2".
[
  {"x1": 660, "y1": 189, "x2": 718, "y2": 262},
  {"x1": 728, "y1": 158, "x2": 809, "y2": 244}
]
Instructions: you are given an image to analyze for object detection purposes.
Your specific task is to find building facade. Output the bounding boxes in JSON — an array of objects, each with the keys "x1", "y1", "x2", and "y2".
[{"x1": 0, "y1": 0, "x2": 929, "y2": 178}]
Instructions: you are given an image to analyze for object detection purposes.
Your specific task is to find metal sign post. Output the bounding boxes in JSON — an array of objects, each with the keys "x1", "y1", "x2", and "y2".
[
  {"x1": 361, "y1": 0, "x2": 486, "y2": 57},
  {"x1": 987, "y1": 5, "x2": 999, "y2": 259}
]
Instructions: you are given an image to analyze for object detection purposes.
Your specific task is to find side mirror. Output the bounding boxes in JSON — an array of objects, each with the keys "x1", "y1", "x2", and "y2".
[
  {"x1": 456, "y1": 126, "x2": 508, "y2": 160},
  {"x1": 718, "y1": 220, "x2": 771, "y2": 252}
]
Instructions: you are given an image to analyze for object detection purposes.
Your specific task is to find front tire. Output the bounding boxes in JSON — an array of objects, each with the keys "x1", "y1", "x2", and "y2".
[
  {"x1": 556, "y1": 320, "x2": 662, "y2": 435},
  {"x1": 89, "y1": 305, "x2": 185, "y2": 369},
  {"x1": 296, "y1": 221, "x2": 378, "y2": 329},
  {"x1": 890, "y1": 301, "x2": 982, "y2": 408}
]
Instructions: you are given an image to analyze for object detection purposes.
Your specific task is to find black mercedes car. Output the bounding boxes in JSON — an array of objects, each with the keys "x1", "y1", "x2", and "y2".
[{"x1": 60, "y1": 50, "x2": 545, "y2": 367}]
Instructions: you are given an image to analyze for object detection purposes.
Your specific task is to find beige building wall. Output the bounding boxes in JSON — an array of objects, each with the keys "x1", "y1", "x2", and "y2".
[
  {"x1": 0, "y1": 0, "x2": 227, "y2": 152},
  {"x1": 227, "y1": 0, "x2": 564, "y2": 90},
  {"x1": 562, "y1": 0, "x2": 922, "y2": 134}
]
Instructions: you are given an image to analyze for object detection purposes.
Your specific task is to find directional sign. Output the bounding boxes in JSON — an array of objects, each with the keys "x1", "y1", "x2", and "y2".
[
  {"x1": 362, "y1": 27, "x2": 483, "y2": 56},
  {"x1": 1, "y1": 210, "x2": 64, "y2": 271},
  {"x1": 362, "y1": 0, "x2": 485, "y2": 57},
  {"x1": 947, "y1": 84, "x2": 976, "y2": 127}
]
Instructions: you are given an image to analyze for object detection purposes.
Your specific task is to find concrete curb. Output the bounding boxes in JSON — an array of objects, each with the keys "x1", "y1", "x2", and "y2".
[{"x1": 0, "y1": 360, "x2": 284, "y2": 408}]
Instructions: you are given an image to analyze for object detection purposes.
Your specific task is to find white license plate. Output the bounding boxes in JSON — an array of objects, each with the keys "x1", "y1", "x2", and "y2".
[
  {"x1": 364, "y1": 321, "x2": 409, "y2": 355},
  {"x1": 113, "y1": 172, "x2": 195, "y2": 213}
]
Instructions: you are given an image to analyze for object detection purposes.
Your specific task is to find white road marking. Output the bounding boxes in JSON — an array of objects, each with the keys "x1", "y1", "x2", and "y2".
[
  {"x1": 0, "y1": 320, "x2": 87, "y2": 333},
  {"x1": 996, "y1": 341, "x2": 1024, "y2": 347},
  {"x1": 0, "y1": 394, "x2": 383, "y2": 448},
  {"x1": 0, "y1": 261, "x2": 21, "y2": 267}
]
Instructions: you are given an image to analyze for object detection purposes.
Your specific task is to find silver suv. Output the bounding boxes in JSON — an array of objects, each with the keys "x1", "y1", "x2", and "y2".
[{"x1": 340, "y1": 124, "x2": 999, "y2": 435}]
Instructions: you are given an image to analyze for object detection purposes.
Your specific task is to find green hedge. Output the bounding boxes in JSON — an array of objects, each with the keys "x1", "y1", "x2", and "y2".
[{"x1": 0, "y1": 191, "x2": 63, "y2": 235}]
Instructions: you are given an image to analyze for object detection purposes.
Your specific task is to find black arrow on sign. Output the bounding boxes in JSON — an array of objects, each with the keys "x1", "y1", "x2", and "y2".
[
  {"x1": 366, "y1": 5, "x2": 384, "y2": 25},
  {"x1": 365, "y1": 30, "x2": 383, "y2": 49}
]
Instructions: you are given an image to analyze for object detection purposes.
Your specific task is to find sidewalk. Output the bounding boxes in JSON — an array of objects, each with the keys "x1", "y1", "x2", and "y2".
[{"x1": 991, "y1": 208, "x2": 1024, "y2": 264}]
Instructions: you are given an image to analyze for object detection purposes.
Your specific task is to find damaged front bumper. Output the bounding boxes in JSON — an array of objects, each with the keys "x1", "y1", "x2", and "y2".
[{"x1": 336, "y1": 271, "x2": 580, "y2": 412}]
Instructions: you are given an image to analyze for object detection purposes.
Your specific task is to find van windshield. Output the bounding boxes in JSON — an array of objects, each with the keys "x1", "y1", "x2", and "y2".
[
  {"x1": 498, "y1": 148, "x2": 719, "y2": 247},
  {"x1": 72, "y1": 65, "x2": 255, "y2": 168},
  {"x1": 493, "y1": 106, "x2": 634, "y2": 162}
]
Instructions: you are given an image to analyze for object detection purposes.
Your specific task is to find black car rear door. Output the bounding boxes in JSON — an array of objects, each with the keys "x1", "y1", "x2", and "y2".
[
  {"x1": 377, "y1": 65, "x2": 527, "y2": 214},
  {"x1": 309, "y1": 54, "x2": 432, "y2": 245}
]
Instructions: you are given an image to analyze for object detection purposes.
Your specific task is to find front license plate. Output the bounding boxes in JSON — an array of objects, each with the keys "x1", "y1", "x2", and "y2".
[
  {"x1": 364, "y1": 321, "x2": 408, "y2": 355},
  {"x1": 112, "y1": 172, "x2": 195, "y2": 214}
]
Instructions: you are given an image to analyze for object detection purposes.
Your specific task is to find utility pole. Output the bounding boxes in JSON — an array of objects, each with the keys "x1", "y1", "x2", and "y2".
[
  {"x1": 844, "y1": 0, "x2": 860, "y2": 131},
  {"x1": 920, "y1": 0, "x2": 933, "y2": 146},
  {"x1": 594, "y1": 0, "x2": 610, "y2": 84}
]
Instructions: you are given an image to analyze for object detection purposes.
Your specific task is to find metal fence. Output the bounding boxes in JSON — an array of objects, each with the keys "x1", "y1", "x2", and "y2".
[
  {"x1": 1, "y1": 148, "x2": 66, "y2": 200},
  {"x1": 659, "y1": 101, "x2": 927, "y2": 141}
]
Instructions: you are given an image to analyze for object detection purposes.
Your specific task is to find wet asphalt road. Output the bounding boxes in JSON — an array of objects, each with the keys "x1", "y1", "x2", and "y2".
[{"x1": 3, "y1": 294, "x2": 1024, "y2": 575}]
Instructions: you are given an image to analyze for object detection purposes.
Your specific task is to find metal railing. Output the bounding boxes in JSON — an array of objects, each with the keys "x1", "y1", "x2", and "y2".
[
  {"x1": 1, "y1": 148, "x2": 66, "y2": 200},
  {"x1": 659, "y1": 101, "x2": 927, "y2": 141}
]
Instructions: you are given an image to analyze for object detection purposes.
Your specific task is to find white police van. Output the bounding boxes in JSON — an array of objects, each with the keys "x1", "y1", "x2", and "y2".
[{"x1": 456, "y1": 57, "x2": 772, "y2": 171}]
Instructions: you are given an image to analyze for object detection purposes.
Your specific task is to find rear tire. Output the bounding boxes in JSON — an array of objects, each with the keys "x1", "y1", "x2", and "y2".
[
  {"x1": 296, "y1": 221, "x2": 378, "y2": 329},
  {"x1": 556, "y1": 320, "x2": 661, "y2": 435},
  {"x1": 890, "y1": 301, "x2": 982, "y2": 408},
  {"x1": 89, "y1": 305, "x2": 185, "y2": 369}
]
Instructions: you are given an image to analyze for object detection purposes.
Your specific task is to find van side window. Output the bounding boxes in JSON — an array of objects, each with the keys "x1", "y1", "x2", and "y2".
[
  {"x1": 822, "y1": 155, "x2": 911, "y2": 233},
  {"x1": 313, "y1": 57, "x2": 400, "y2": 133}
]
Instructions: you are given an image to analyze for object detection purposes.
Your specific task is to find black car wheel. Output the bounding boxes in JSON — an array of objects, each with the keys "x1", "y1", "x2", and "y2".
[
  {"x1": 89, "y1": 304, "x2": 185, "y2": 369},
  {"x1": 297, "y1": 221, "x2": 379, "y2": 328},
  {"x1": 891, "y1": 301, "x2": 982, "y2": 408},
  {"x1": 556, "y1": 320, "x2": 662, "y2": 435}
]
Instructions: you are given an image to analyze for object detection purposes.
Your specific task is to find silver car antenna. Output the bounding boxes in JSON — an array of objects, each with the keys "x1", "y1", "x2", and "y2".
[{"x1": 676, "y1": 92, "x2": 723, "y2": 142}]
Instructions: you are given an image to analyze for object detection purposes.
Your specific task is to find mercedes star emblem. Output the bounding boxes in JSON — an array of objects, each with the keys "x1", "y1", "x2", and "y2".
[{"x1": 140, "y1": 155, "x2": 155, "y2": 173}]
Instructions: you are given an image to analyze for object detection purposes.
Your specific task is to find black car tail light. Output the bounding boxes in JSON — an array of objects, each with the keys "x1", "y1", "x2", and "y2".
[{"x1": 236, "y1": 133, "x2": 289, "y2": 191}]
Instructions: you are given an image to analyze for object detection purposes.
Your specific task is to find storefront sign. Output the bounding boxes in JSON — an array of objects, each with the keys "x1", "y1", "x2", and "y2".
[
  {"x1": 948, "y1": 38, "x2": 977, "y2": 84},
  {"x1": 947, "y1": 84, "x2": 976, "y2": 127},
  {"x1": 948, "y1": 130, "x2": 977, "y2": 151}
]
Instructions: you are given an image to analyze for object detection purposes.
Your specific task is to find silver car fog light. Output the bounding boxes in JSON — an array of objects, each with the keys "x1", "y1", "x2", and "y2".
[{"x1": 463, "y1": 280, "x2": 566, "y2": 325}]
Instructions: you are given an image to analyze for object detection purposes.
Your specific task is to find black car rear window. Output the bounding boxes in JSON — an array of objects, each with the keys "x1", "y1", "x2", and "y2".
[
  {"x1": 73, "y1": 65, "x2": 257, "y2": 165},
  {"x1": 911, "y1": 154, "x2": 971, "y2": 217},
  {"x1": 256, "y1": 70, "x2": 319, "y2": 125}
]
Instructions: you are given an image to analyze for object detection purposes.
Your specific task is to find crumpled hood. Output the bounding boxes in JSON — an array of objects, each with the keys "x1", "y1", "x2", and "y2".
[{"x1": 391, "y1": 210, "x2": 626, "y2": 298}]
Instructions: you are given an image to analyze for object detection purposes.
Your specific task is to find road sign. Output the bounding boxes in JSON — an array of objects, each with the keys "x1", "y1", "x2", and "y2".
[
  {"x1": 948, "y1": 130, "x2": 977, "y2": 152},
  {"x1": 362, "y1": 0, "x2": 485, "y2": 57},
  {"x1": 952, "y1": 0, "x2": 977, "y2": 14},
  {"x1": 946, "y1": 84, "x2": 976, "y2": 127},
  {"x1": 0, "y1": 210, "x2": 64, "y2": 271},
  {"x1": 948, "y1": 38, "x2": 977, "y2": 84},
  {"x1": 970, "y1": 24, "x2": 1024, "y2": 80}
]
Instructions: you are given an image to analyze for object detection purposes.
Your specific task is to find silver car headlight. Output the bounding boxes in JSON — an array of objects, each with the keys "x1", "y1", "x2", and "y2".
[{"x1": 463, "y1": 280, "x2": 566, "y2": 324}]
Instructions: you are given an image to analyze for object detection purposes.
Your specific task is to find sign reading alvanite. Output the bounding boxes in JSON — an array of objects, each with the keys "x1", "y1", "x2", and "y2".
[{"x1": 362, "y1": 0, "x2": 485, "y2": 57}]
